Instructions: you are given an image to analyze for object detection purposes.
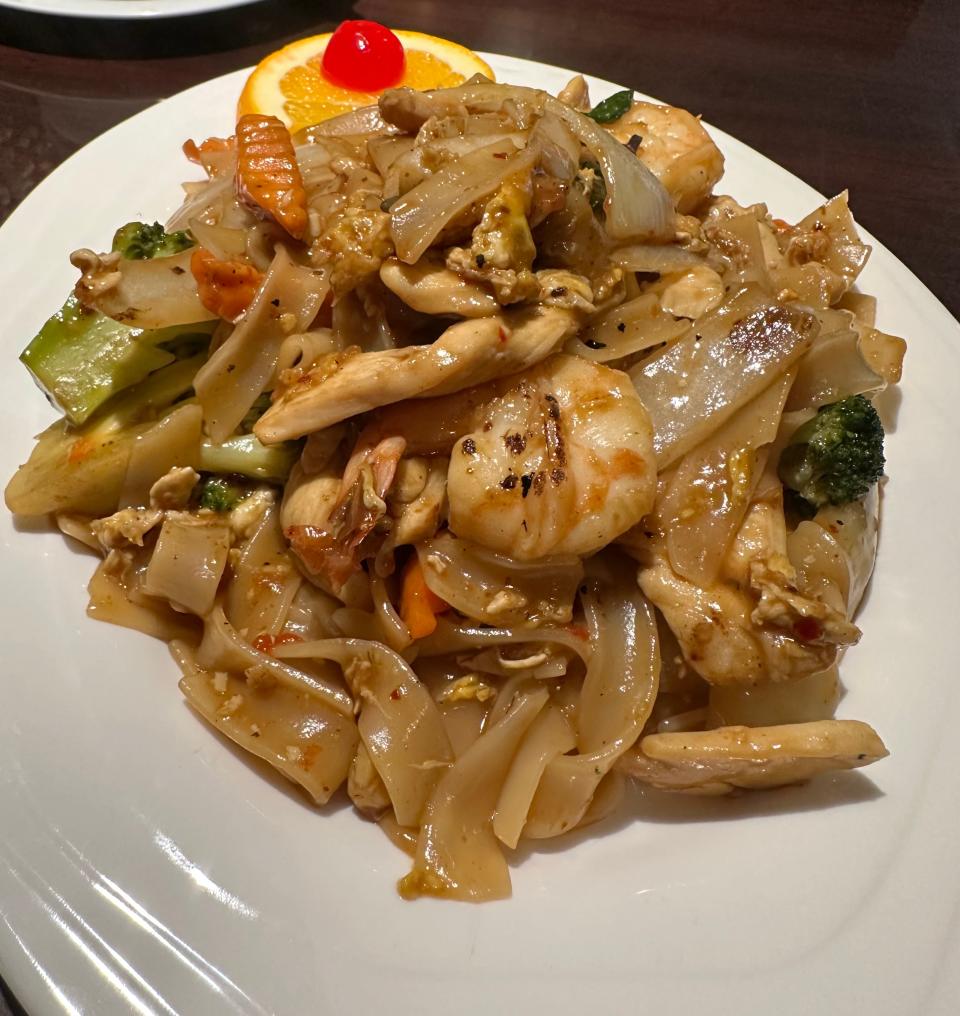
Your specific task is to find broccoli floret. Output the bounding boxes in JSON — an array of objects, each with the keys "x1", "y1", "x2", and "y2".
[
  {"x1": 111, "y1": 221, "x2": 194, "y2": 260},
  {"x1": 197, "y1": 475, "x2": 250, "y2": 513},
  {"x1": 778, "y1": 394, "x2": 885, "y2": 511}
]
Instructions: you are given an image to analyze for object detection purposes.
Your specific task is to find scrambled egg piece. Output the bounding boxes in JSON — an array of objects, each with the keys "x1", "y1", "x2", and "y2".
[
  {"x1": 438, "y1": 674, "x2": 496, "y2": 704},
  {"x1": 446, "y1": 179, "x2": 539, "y2": 304}
]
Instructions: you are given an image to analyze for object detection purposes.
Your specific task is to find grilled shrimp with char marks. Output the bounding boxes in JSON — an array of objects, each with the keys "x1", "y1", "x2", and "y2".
[{"x1": 370, "y1": 353, "x2": 656, "y2": 560}]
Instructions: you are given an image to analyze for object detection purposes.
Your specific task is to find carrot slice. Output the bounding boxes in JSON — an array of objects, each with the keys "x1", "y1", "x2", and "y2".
[
  {"x1": 190, "y1": 247, "x2": 265, "y2": 321},
  {"x1": 235, "y1": 113, "x2": 308, "y2": 240},
  {"x1": 400, "y1": 555, "x2": 450, "y2": 640}
]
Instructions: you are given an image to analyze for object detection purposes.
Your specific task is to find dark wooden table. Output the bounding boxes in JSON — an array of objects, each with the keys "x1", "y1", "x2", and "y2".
[
  {"x1": 1, "y1": 0, "x2": 957, "y2": 322},
  {"x1": 0, "y1": 0, "x2": 956, "y2": 1010}
]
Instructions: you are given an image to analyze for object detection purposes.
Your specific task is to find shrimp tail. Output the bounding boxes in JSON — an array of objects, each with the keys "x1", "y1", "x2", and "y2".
[{"x1": 286, "y1": 433, "x2": 406, "y2": 590}]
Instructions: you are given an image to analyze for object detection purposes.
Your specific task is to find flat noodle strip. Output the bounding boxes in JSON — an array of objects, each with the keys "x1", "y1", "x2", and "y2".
[
  {"x1": 658, "y1": 371, "x2": 795, "y2": 587},
  {"x1": 199, "y1": 607, "x2": 353, "y2": 716},
  {"x1": 142, "y1": 517, "x2": 230, "y2": 616},
  {"x1": 87, "y1": 557, "x2": 200, "y2": 643},
  {"x1": 173, "y1": 641, "x2": 356, "y2": 804},
  {"x1": 418, "y1": 532, "x2": 583, "y2": 627},
  {"x1": 631, "y1": 286, "x2": 819, "y2": 468},
  {"x1": 522, "y1": 557, "x2": 659, "y2": 839},
  {"x1": 493, "y1": 704, "x2": 576, "y2": 849},
  {"x1": 274, "y1": 639, "x2": 453, "y2": 826},
  {"x1": 194, "y1": 246, "x2": 328, "y2": 441},
  {"x1": 576, "y1": 556, "x2": 660, "y2": 753},
  {"x1": 225, "y1": 503, "x2": 301, "y2": 637},
  {"x1": 418, "y1": 618, "x2": 593, "y2": 666},
  {"x1": 570, "y1": 291, "x2": 690, "y2": 363},
  {"x1": 786, "y1": 309, "x2": 884, "y2": 410},
  {"x1": 399, "y1": 686, "x2": 549, "y2": 901},
  {"x1": 119, "y1": 403, "x2": 202, "y2": 508},
  {"x1": 369, "y1": 574, "x2": 413, "y2": 652}
]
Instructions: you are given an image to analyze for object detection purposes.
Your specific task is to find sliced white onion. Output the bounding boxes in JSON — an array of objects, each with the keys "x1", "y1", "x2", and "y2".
[
  {"x1": 187, "y1": 218, "x2": 246, "y2": 262},
  {"x1": 415, "y1": 81, "x2": 674, "y2": 242},
  {"x1": 73, "y1": 248, "x2": 214, "y2": 329},
  {"x1": 390, "y1": 140, "x2": 538, "y2": 264},
  {"x1": 613, "y1": 243, "x2": 705, "y2": 273},
  {"x1": 549, "y1": 97, "x2": 673, "y2": 241},
  {"x1": 297, "y1": 104, "x2": 391, "y2": 139}
]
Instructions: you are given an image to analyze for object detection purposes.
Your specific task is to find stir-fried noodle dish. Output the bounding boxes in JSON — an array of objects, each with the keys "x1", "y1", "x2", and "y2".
[{"x1": 5, "y1": 74, "x2": 906, "y2": 901}]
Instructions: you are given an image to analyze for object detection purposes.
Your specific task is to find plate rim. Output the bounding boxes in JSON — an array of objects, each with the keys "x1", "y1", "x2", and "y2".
[
  {"x1": 2, "y1": 51, "x2": 959, "y2": 1016},
  {"x1": 0, "y1": 0, "x2": 260, "y2": 19}
]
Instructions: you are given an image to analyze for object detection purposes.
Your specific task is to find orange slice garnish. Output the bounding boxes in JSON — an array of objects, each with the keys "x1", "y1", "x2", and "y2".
[{"x1": 238, "y1": 30, "x2": 494, "y2": 134}]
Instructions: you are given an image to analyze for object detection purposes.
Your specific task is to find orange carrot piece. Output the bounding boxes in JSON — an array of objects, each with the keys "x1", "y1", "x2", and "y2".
[
  {"x1": 400, "y1": 555, "x2": 450, "y2": 640},
  {"x1": 235, "y1": 114, "x2": 308, "y2": 240},
  {"x1": 190, "y1": 247, "x2": 265, "y2": 321}
]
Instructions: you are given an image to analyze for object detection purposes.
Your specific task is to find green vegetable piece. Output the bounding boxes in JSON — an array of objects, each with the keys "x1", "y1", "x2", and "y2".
[
  {"x1": 112, "y1": 221, "x2": 194, "y2": 260},
  {"x1": 20, "y1": 296, "x2": 175, "y2": 426},
  {"x1": 778, "y1": 394, "x2": 885, "y2": 511},
  {"x1": 19, "y1": 295, "x2": 215, "y2": 426},
  {"x1": 198, "y1": 434, "x2": 300, "y2": 484},
  {"x1": 586, "y1": 89, "x2": 633, "y2": 124},
  {"x1": 4, "y1": 355, "x2": 208, "y2": 518},
  {"x1": 198, "y1": 475, "x2": 250, "y2": 513},
  {"x1": 578, "y1": 160, "x2": 607, "y2": 216}
]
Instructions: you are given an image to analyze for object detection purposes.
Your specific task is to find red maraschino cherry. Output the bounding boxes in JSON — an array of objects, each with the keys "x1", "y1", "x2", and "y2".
[{"x1": 321, "y1": 20, "x2": 406, "y2": 92}]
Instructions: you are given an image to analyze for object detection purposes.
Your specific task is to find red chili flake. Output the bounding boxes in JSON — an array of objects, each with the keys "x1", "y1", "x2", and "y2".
[
  {"x1": 793, "y1": 617, "x2": 823, "y2": 642},
  {"x1": 389, "y1": 687, "x2": 405, "y2": 700},
  {"x1": 253, "y1": 631, "x2": 302, "y2": 655},
  {"x1": 252, "y1": 633, "x2": 274, "y2": 653},
  {"x1": 498, "y1": 326, "x2": 509, "y2": 343},
  {"x1": 566, "y1": 623, "x2": 590, "y2": 641},
  {"x1": 67, "y1": 437, "x2": 95, "y2": 464}
]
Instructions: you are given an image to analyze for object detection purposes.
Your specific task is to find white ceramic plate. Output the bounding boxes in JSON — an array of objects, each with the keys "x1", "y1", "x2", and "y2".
[
  {"x1": 2, "y1": 54, "x2": 959, "y2": 1016},
  {"x1": 0, "y1": 0, "x2": 258, "y2": 19}
]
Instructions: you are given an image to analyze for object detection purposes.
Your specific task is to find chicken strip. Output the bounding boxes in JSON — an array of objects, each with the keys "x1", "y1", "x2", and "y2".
[
  {"x1": 255, "y1": 291, "x2": 589, "y2": 443},
  {"x1": 639, "y1": 498, "x2": 859, "y2": 686},
  {"x1": 619, "y1": 720, "x2": 887, "y2": 794}
]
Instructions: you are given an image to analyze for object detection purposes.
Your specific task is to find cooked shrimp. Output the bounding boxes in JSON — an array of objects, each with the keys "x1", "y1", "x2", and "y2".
[
  {"x1": 638, "y1": 498, "x2": 859, "y2": 686},
  {"x1": 255, "y1": 276, "x2": 593, "y2": 443},
  {"x1": 606, "y1": 101, "x2": 724, "y2": 214},
  {"x1": 236, "y1": 114, "x2": 308, "y2": 240},
  {"x1": 367, "y1": 353, "x2": 656, "y2": 560},
  {"x1": 285, "y1": 433, "x2": 406, "y2": 591}
]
